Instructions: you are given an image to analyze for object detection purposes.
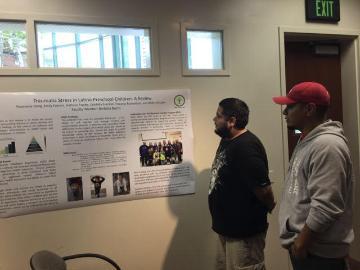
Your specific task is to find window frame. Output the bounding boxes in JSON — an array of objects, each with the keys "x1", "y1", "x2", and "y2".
[
  {"x1": 181, "y1": 22, "x2": 230, "y2": 76},
  {"x1": 0, "y1": 13, "x2": 160, "y2": 76}
]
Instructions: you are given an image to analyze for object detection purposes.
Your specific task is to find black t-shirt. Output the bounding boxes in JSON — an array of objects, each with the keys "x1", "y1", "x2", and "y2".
[{"x1": 208, "y1": 130, "x2": 270, "y2": 237}]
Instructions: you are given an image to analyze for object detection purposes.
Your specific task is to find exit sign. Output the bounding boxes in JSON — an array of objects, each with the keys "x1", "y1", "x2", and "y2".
[{"x1": 306, "y1": 0, "x2": 340, "y2": 22}]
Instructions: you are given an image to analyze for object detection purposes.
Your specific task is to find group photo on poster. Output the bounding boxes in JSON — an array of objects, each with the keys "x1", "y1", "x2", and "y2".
[{"x1": 139, "y1": 131, "x2": 183, "y2": 167}]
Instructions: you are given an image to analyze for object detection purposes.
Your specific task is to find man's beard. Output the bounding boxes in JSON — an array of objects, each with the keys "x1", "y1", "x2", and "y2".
[{"x1": 215, "y1": 126, "x2": 231, "y2": 139}]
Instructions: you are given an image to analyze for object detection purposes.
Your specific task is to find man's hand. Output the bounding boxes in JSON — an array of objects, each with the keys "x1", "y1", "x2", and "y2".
[
  {"x1": 267, "y1": 201, "x2": 276, "y2": 214},
  {"x1": 254, "y1": 185, "x2": 276, "y2": 213},
  {"x1": 290, "y1": 224, "x2": 315, "y2": 259},
  {"x1": 291, "y1": 237, "x2": 308, "y2": 259}
]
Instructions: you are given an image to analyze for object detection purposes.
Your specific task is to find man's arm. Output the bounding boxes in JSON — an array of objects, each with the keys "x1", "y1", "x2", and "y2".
[
  {"x1": 292, "y1": 140, "x2": 351, "y2": 258},
  {"x1": 254, "y1": 184, "x2": 276, "y2": 213}
]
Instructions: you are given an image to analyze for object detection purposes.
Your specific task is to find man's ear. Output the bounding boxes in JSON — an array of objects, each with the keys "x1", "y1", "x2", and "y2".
[
  {"x1": 305, "y1": 103, "x2": 317, "y2": 117},
  {"x1": 227, "y1": 116, "x2": 237, "y2": 127}
]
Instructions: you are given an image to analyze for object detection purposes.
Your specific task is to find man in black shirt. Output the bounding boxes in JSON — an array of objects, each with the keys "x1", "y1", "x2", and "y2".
[{"x1": 209, "y1": 98, "x2": 276, "y2": 270}]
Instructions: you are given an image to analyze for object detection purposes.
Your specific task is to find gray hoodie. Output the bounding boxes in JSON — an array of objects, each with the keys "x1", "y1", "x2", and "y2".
[{"x1": 279, "y1": 120, "x2": 354, "y2": 258}]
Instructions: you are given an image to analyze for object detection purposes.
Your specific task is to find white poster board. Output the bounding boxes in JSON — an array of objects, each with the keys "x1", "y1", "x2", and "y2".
[{"x1": 0, "y1": 89, "x2": 194, "y2": 217}]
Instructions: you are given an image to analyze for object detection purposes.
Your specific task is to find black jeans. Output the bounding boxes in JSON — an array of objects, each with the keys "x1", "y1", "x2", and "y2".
[{"x1": 290, "y1": 253, "x2": 347, "y2": 270}]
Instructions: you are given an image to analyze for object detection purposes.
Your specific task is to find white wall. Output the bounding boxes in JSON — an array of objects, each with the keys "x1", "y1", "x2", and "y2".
[{"x1": 0, "y1": 1, "x2": 359, "y2": 269}]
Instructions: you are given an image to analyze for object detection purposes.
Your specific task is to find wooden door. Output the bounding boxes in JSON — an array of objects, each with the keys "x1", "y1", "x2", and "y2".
[{"x1": 285, "y1": 41, "x2": 343, "y2": 159}]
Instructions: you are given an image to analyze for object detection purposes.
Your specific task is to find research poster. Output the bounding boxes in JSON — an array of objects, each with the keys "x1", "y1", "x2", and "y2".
[{"x1": 0, "y1": 89, "x2": 194, "y2": 217}]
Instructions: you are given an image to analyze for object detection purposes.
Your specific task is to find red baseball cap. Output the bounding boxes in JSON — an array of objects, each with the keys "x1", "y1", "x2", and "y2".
[{"x1": 272, "y1": 82, "x2": 330, "y2": 106}]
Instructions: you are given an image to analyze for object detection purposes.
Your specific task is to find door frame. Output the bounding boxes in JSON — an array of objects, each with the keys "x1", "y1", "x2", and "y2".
[{"x1": 278, "y1": 26, "x2": 360, "y2": 260}]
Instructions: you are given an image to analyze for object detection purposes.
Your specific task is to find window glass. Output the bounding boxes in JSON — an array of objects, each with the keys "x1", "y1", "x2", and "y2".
[
  {"x1": 186, "y1": 30, "x2": 223, "y2": 69},
  {"x1": 139, "y1": 35, "x2": 151, "y2": 68},
  {"x1": 56, "y1": 32, "x2": 76, "y2": 68},
  {"x1": 79, "y1": 33, "x2": 100, "y2": 68},
  {"x1": 103, "y1": 35, "x2": 114, "y2": 68},
  {"x1": 36, "y1": 23, "x2": 151, "y2": 69},
  {"x1": 37, "y1": 32, "x2": 54, "y2": 67},
  {"x1": 0, "y1": 21, "x2": 27, "y2": 67}
]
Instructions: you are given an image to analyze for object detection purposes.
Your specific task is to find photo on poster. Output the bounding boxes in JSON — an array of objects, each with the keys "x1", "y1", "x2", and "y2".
[
  {"x1": 66, "y1": 177, "x2": 83, "y2": 201},
  {"x1": 90, "y1": 175, "x2": 106, "y2": 198},
  {"x1": 138, "y1": 131, "x2": 183, "y2": 167},
  {"x1": 112, "y1": 172, "x2": 130, "y2": 196}
]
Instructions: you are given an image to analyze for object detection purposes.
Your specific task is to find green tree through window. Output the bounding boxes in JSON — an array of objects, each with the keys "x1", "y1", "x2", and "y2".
[{"x1": 0, "y1": 22, "x2": 27, "y2": 67}]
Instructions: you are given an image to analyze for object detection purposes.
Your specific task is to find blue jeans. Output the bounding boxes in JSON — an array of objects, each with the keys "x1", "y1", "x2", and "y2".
[{"x1": 290, "y1": 253, "x2": 347, "y2": 270}]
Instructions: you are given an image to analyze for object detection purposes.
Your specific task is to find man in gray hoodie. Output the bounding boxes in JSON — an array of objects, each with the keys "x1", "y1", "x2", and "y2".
[{"x1": 273, "y1": 82, "x2": 354, "y2": 270}]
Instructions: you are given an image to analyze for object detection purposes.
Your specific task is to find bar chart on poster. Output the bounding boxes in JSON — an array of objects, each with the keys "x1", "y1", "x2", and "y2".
[{"x1": 0, "y1": 139, "x2": 16, "y2": 154}]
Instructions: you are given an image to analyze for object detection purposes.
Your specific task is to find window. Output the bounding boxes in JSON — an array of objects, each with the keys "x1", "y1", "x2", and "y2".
[
  {"x1": 0, "y1": 16, "x2": 159, "y2": 76},
  {"x1": 36, "y1": 23, "x2": 152, "y2": 69},
  {"x1": 187, "y1": 30, "x2": 223, "y2": 69},
  {"x1": 0, "y1": 21, "x2": 27, "y2": 68},
  {"x1": 181, "y1": 23, "x2": 230, "y2": 76}
]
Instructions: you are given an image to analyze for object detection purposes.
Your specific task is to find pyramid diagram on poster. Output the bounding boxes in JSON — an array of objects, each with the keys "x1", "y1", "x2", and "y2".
[{"x1": 26, "y1": 136, "x2": 43, "y2": 152}]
